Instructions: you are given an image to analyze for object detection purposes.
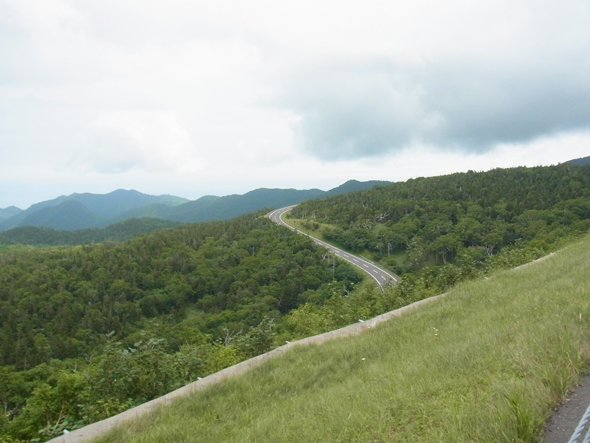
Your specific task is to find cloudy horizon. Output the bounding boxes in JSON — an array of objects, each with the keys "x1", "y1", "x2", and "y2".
[{"x1": 2, "y1": 0, "x2": 590, "y2": 209}]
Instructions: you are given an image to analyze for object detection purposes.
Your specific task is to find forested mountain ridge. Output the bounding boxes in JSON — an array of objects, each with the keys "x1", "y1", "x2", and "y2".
[
  {"x1": 0, "y1": 218, "x2": 181, "y2": 246},
  {"x1": 0, "y1": 206, "x2": 22, "y2": 222},
  {"x1": 290, "y1": 164, "x2": 590, "y2": 273},
  {"x1": 0, "y1": 190, "x2": 187, "y2": 232},
  {"x1": 158, "y1": 187, "x2": 326, "y2": 223},
  {"x1": 567, "y1": 155, "x2": 590, "y2": 165},
  {"x1": 0, "y1": 212, "x2": 358, "y2": 370},
  {"x1": 128, "y1": 181, "x2": 392, "y2": 223},
  {"x1": 0, "y1": 181, "x2": 389, "y2": 234},
  {"x1": 15, "y1": 200, "x2": 105, "y2": 231},
  {"x1": 323, "y1": 179, "x2": 391, "y2": 197}
]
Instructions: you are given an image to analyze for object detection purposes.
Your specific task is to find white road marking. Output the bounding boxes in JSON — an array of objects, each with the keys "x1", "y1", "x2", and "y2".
[{"x1": 269, "y1": 205, "x2": 399, "y2": 289}]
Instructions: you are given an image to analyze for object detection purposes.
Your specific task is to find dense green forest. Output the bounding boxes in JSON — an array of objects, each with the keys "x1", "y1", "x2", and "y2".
[
  {"x1": 290, "y1": 164, "x2": 590, "y2": 272},
  {"x1": 0, "y1": 212, "x2": 360, "y2": 441},
  {"x1": 278, "y1": 164, "x2": 590, "y2": 348},
  {"x1": 2, "y1": 164, "x2": 590, "y2": 442},
  {"x1": 86, "y1": 231, "x2": 590, "y2": 443},
  {"x1": 0, "y1": 218, "x2": 180, "y2": 246}
]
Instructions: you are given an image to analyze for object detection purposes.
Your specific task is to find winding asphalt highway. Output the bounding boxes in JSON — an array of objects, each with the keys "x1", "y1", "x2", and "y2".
[{"x1": 269, "y1": 205, "x2": 398, "y2": 290}]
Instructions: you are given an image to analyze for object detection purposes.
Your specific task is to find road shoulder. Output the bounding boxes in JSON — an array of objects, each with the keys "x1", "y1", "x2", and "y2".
[{"x1": 542, "y1": 373, "x2": 590, "y2": 442}]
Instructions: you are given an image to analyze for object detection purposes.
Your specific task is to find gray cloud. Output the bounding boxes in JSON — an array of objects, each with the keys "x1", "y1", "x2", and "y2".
[{"x1": 275, "y1": 56, "x2": 590, "y2": 160}]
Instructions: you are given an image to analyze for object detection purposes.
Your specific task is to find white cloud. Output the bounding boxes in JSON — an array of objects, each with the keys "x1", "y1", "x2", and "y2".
[
  {"x1": 0, "y1": 0, "x2": 589, "y2": 208},
  {"x1": 71, "y1": 111, "x2": 202, "y2": 174}
]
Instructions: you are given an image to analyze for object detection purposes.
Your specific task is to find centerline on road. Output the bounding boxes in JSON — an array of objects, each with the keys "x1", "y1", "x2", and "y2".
[{"x1": 268, "y1": 206, "x2": 398, "y2": 290}]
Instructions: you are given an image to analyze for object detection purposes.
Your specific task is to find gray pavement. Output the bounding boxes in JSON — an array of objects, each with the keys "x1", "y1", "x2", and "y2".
[
  {"x1": 268, "y1": 205, "x2": 398, "y2": 289},
  {"x1": 543, "y1": 374, "x2": 590, "y2": 443}
]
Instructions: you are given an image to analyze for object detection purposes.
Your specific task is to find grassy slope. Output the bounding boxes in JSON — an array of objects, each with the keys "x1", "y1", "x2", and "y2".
[{"x1": 93, "y1": 234, "x2": 590, "y2": 443}]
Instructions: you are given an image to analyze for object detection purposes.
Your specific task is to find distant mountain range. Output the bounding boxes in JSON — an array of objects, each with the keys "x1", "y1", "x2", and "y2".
[
  {"x1": 0, "y1": 218, "x2": 181, "y2": 246},
  {"x1": 0, "y1": 206, "x2": 22, "y2": 222},
  {"x1": 0, "y1": 189, "x2": 189, "y2": 232},
  {"x1": 0, "y1": 180, "x2": 389, "y2": 233}
]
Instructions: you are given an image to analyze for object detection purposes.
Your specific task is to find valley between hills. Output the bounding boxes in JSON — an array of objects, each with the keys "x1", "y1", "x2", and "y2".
[{"x1": 1, "y1": 162, "x2": 590, "y2": 442}]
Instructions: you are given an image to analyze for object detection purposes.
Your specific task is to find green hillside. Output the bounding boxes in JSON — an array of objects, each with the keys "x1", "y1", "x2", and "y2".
[
  {"x1": 14, "y1": 200, "x2": 105, "y2": 231},
  {"x1": 0, "y1": 190, "x2": 188, "y2": 232},
  {"x1": 1, "y1": 166, "x2": 589, "y2": 442},
  {"x1": 132, "y1": 181, "x2": 390, "y2": 224},
  {"x1": 323, "y1": 179, "x2": 391, "y2": 197},
  {"x1": 567, "y1": 155, "x2": 590, "y2": 165},
  {"x1": 290, "y1": 164, "x2": 590, "y2": 273},
  {"x1": 91, "y1": 232, "x2": 590, "y2": 443},
  {"x1": 0, "y1": 218, "x2": 180, "y2": 246},
  {"x1": 0, "y1": 206, "x2": 22, "y2": 222},
  {"x1": 163, "y1": 188, "x2": 326, "y2": 223},
  {"x1": 0, "y1": 212, "x2": 361, "y2": 441}
]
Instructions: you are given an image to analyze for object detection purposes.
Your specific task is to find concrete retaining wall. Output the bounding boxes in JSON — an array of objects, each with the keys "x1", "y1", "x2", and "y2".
[
  {"x1": 47, "y1": 294, "x2": 445, "y2": 443},
  {"x1": 46, "y1": 251, "x2": 557, "y2": 443}
]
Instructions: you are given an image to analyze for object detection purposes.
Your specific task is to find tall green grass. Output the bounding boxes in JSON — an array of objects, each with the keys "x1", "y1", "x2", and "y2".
[{"x1": 92, "y1": 234, "x2": 590, "y2": 443}]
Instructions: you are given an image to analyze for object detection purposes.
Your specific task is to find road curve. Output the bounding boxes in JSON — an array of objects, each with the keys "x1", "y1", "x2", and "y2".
[{"x1": 268, "y1": 205, "x2": 398, "y2": 290}]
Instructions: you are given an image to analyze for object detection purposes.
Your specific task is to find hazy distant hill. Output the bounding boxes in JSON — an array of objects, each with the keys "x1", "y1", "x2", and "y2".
[
  {"x1": 17, "y1": 200, "x2": 105, "y2": 231},
  {"x1": 164, "y1": 188, "x2": 326, "y2": 223},
  {"x1": 0, "y1": 180, "x2": 390, "y2": 233},
  {"x1": 59, "y1": 189, "x2": 188, "y2": 219},
  {"x1": 0, "y1": 218, "x2": 180, "y2": 245},
  {"x1": 108, "y1": 189, "x2": 327, "y2": 223},
  {"x1": 567, "y1": 155, "x2": 590, "y2": 165},
  {"x1": 0, "y1": 190, "x2": 189, "y2": 232},
  {"x1": 0, "y1": 206, "x2": 22, "y2": 222},
  {"x1": 95, "y1": 180, "x2": 391, "y2": 225},
  {"x1": 109, "y1": 203, "x2": 182, "y2": 222}
]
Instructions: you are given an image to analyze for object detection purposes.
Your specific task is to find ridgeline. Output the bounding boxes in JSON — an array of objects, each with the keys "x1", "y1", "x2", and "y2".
[{"x1": 1, "y1": 163, "x2": 590, "y2": 442}]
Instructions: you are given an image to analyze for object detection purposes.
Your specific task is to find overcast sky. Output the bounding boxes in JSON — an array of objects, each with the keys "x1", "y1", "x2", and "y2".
[{"x1": 1, "y1": 0, "x2": 590, "y2": 209}]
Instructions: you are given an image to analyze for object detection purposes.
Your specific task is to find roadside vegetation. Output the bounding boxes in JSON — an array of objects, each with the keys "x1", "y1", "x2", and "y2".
[
  {"x1": 1, "y1": 164, "x2": 589, "y2": 441},
  {"x1": 91, "y1": 232, "x2": 590, "y2": 443}
]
